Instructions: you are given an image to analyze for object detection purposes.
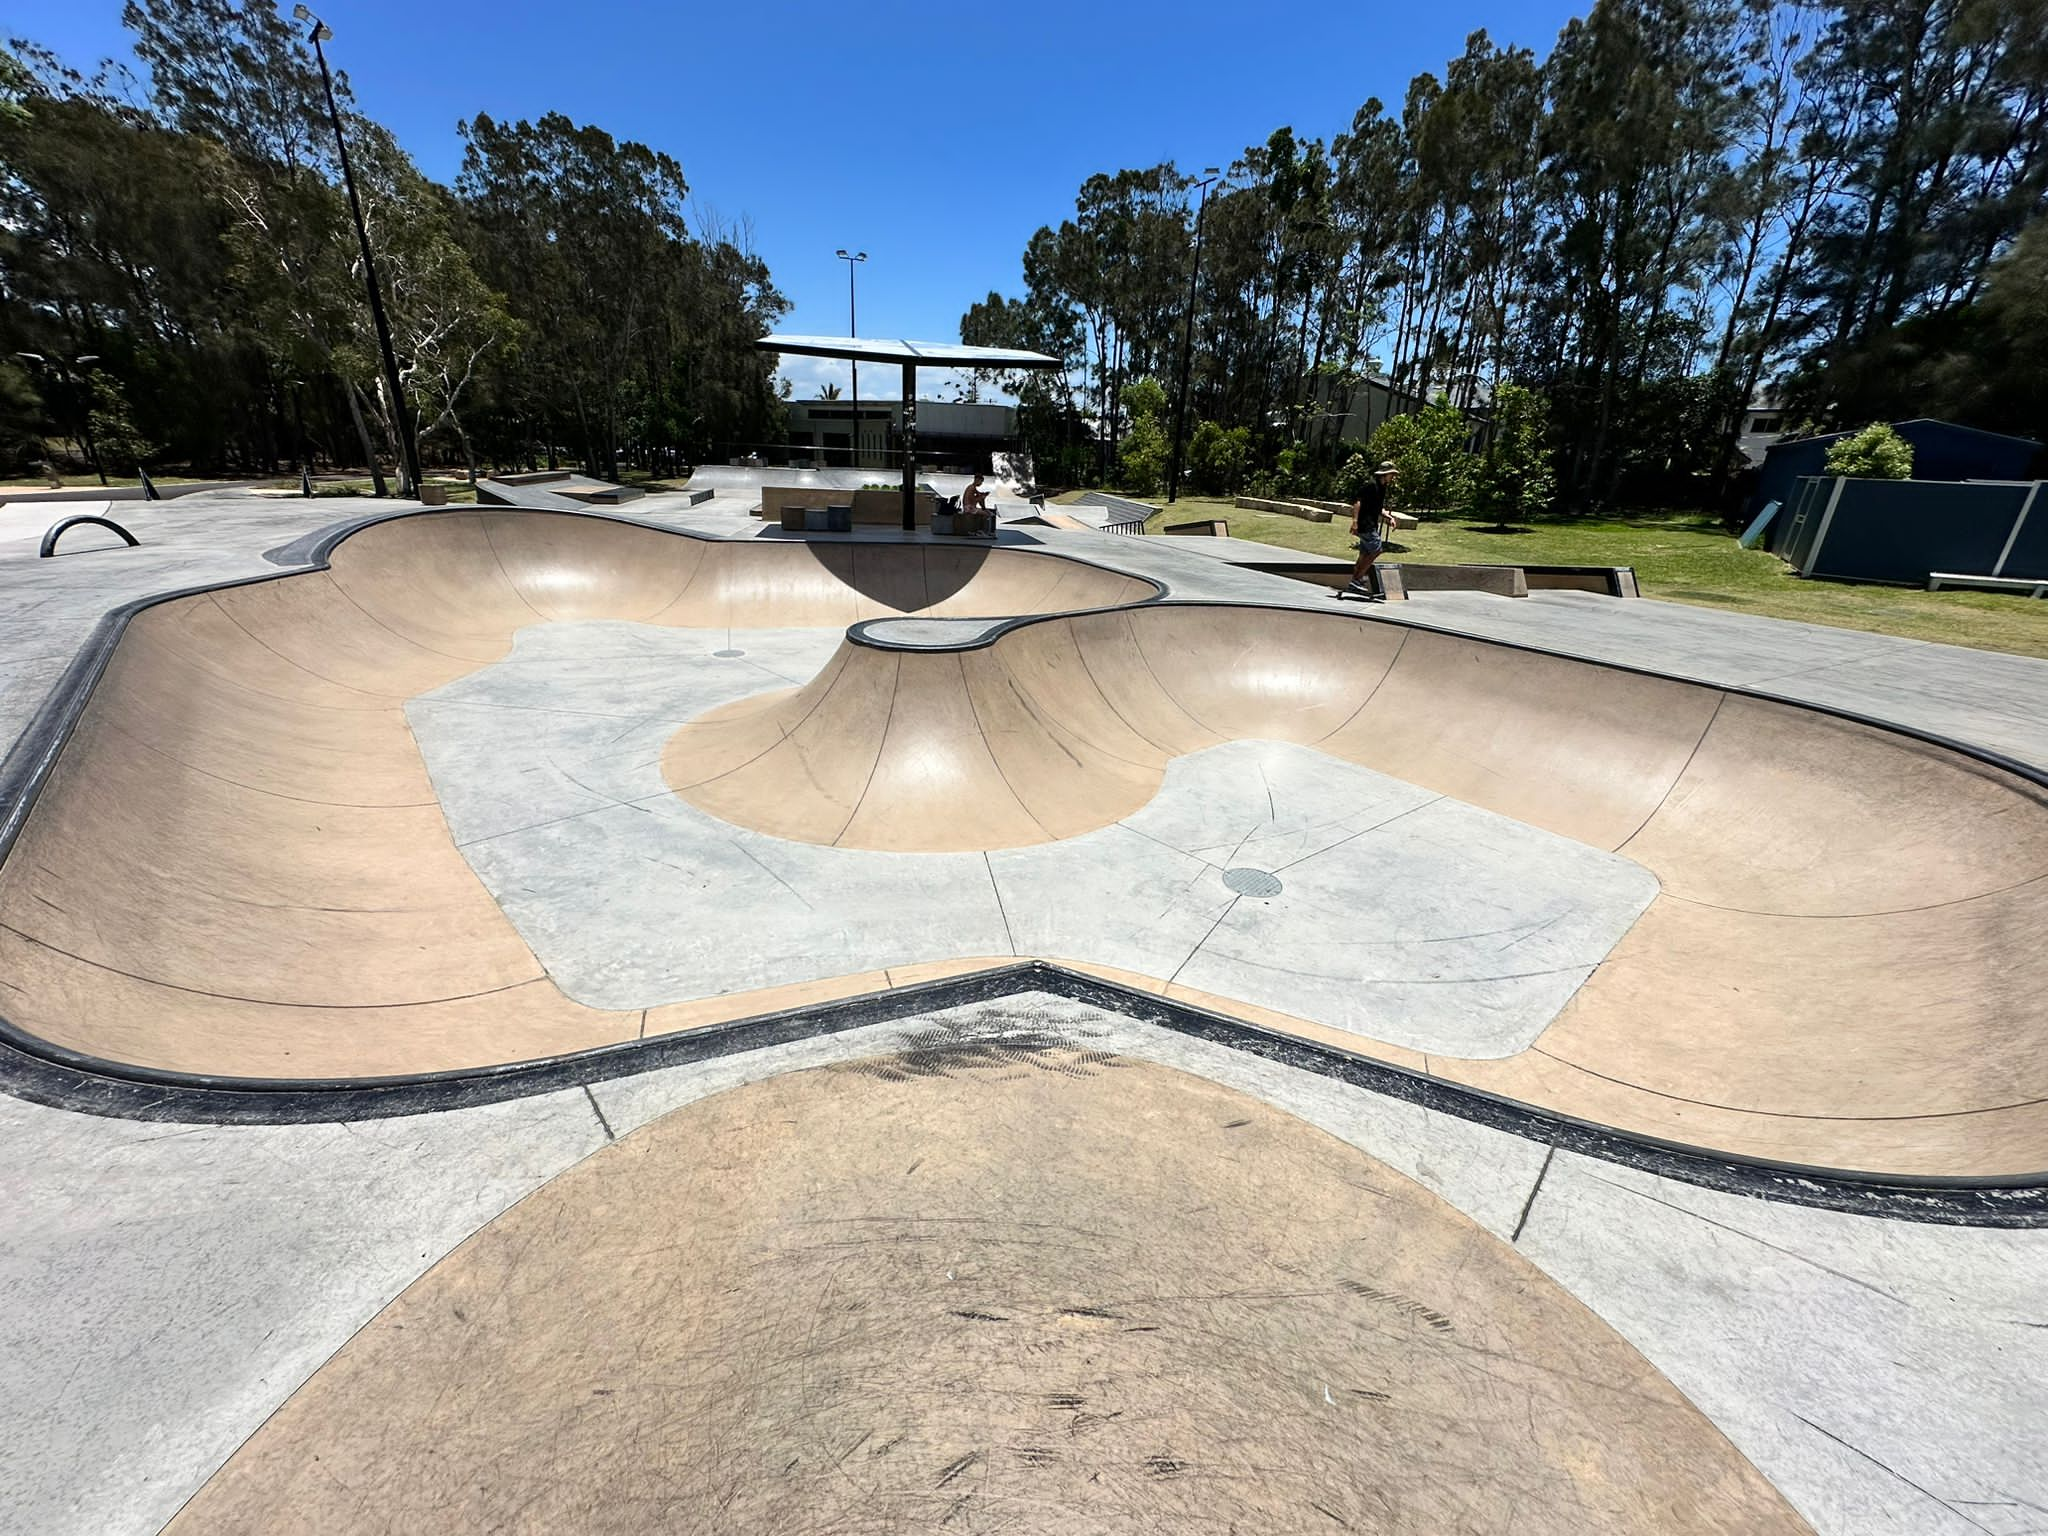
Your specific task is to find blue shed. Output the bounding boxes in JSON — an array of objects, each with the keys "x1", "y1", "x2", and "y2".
[{"x1": 1753, "y1": 419, "x2": 2043, "y2": 523}]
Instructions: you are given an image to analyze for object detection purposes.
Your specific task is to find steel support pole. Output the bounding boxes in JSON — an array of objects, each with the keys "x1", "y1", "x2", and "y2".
[
  {"x1": 901, "y1": 361, "x2": 917, "y2": 532},
  {"x1": 1165, "y1": 175, "x2": 1217, "y2": 505},
  {"x1": 849, "y1": 263, "x2": 860, "y2": 471},
  {"x1": 309, "y1": 27, "x2": 421, "y2": 499}
]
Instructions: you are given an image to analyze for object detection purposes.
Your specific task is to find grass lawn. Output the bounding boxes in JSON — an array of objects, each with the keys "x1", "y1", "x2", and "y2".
[{"x1": 1128, "y1": 495, "x2": 2048, "y2": 661}]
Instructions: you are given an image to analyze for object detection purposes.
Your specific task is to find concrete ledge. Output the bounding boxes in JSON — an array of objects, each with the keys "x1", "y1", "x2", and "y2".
[
  {"x1": 1233, "y1": 495, "x2": 1420, "y2": 530},
  {"x1": 1235, "y1": 495, "x2": 1332, "y2": 524},
  {"x1": 1383, "y1": 563, "x2": 1638, "y2": 599},
  {"x1": 1165, "y1": 519, "x2": 1228, "y2": 536},
  {"x1": 1386, "y1": 563, "x2": 1529, "y2": 598},
  {"x1": 1521, "y1": 565, "x2": 1640, "y2": 598},
  {"x1": 563, "y1": 484, "x2": 645, "y2": 506}
]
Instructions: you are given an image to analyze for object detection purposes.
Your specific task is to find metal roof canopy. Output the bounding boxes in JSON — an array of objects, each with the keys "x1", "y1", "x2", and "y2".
[{"x1": 757, "y1": 334, "x2": 1062, "y2": 529}]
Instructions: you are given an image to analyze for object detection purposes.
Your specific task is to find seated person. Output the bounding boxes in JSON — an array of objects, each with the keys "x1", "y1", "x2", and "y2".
[{"x1": 961, "y1": 473, "x2": 991, "y2": 517}]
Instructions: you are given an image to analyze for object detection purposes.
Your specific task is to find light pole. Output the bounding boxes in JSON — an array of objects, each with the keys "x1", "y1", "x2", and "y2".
[
  {"x1": 17, "y1": 351, "x2": 105, "y2": 485},
  {"x1": 835, "y1": 250, "x2": 866, "y2": 470},
  {"x1": 295, "y1": 5, "x2": 422, "y2": 500},
  {"x1": 1165, "y1": 167, "x2": 1222, "y2": 505}
]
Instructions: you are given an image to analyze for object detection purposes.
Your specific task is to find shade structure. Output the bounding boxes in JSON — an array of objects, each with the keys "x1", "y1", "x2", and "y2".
[{"x1": 757, "y1": 334, "x2": 1066, "y2": 528}]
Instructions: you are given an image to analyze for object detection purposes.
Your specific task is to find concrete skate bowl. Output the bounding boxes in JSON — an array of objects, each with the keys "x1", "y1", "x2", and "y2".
[
  {"x1": 0, "y1": 506, "x2": 2044, "y2": 1187},
  {"x1": 0, "y1": 511, "x2": 1151, "y2": 1076}
]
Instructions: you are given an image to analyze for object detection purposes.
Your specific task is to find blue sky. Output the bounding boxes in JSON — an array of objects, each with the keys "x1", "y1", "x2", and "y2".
[{"x1": 19, "y1": 0, "x2": 1586, "y2": 397}]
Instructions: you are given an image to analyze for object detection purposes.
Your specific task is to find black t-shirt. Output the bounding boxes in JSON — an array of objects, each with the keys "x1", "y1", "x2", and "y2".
[{"x1": 1356, "y1": 480, "x2": 1385, "y2": 536}]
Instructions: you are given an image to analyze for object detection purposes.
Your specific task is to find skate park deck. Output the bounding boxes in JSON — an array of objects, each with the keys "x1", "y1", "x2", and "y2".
[
  {"x1": 5, "y1": 483, "x2": 2047, "y2": 1536},
  {"x1": 1, "y1": 501, "x2": 2044, "y2": 1183}
]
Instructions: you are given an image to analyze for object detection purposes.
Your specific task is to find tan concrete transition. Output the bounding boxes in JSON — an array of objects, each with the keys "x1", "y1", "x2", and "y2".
[
  {"x1": 164, "y1": 1052, "x2": 1811, "y2": 1535},
  {"x1": 1, "y1": 508, "x2": 2043, "y2": 1178},
  {"x1": 0, "y1": 514, "x2": 1149, "y2": 1080}
]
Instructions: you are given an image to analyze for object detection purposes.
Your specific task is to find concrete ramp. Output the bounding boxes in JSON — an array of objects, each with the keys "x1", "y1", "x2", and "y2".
[{"x1": 1, "y1": 508, "x2": 2042, "y2": 1181}]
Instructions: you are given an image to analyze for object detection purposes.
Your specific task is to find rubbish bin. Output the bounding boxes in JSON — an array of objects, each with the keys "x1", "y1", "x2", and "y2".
[
  {"x1": 803, "y1": 506, "x2": 830, "y2": 532},
  {"x1": 826, "y1": 504, "x2": 852, "y2": 533}
]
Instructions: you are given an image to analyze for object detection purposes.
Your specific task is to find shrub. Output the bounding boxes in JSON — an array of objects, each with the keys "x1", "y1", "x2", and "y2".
[
  {"x1": 1467, "y1": 385, "x2": 1557, "y2": 528},
  {"x1": 1333, "y1": 451, "x2": 1375, "y2": 506},
  {"x1": 1367, "y1": 398, "x2": 1474, "y2": 511},
  {"x1": 1118, "y1": 417, "x2": 1169, "y2": 495},
  {"x1": 1273, "y1": 440, "x2": 1312, "y2": 497},
  {"x1": 1116, "y1": 377, "x2": 1171, "y2": 496},
  {"x1": 1186, "y1": 419, "x2": 1251, "y2": 496},
  {"x1": 1823, "y1": 422, "x2": 1914, "y2": 479},
  {"x1": 87, "y1": 375, "x2": 156, "y2": 470}
]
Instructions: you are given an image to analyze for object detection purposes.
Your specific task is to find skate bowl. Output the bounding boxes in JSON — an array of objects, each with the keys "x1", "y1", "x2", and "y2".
[{"x1": 1, "y1": 507, "x2": 2044, "y2": 1185}]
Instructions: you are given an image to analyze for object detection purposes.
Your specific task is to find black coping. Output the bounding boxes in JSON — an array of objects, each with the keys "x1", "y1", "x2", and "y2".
[{"x1": 0, "y1": 961, "x2": 2042, "y2": 1229}]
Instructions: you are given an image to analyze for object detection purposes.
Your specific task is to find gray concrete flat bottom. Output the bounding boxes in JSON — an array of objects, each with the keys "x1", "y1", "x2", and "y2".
[
  {"x1": 410, "y1": 622, "x2": 1658, "y2": 1056},
  {"x1": 3, "y1": 992, "x2": 2040, "y2": 1536}
]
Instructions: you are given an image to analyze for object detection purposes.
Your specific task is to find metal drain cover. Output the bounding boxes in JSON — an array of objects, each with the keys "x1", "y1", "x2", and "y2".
[
  {"x1": 1223, "y1": 867, "x2": 1283, "y2": 898},
  {"x1": 711, "y1": 648, "x2": 746, "y2": 659}
]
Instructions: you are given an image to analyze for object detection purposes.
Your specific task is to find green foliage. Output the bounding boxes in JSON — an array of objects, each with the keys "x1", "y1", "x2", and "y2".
[
  {"x1": 0, "y1": 46, "x2": 31, "y2": 129},
  {"x1": 1116, "y1": 378, "x2": 1170, "y2": 495},
  {"x1": 87, "y1": 374, "x2": 155, "y2": 468},
  {"x1": 960, "y1": 289, "x2": 1089, "y2": 485},
  {"x1": 1823, "y1": 423, "x2": 1914, "y2": 480},
  {"x1": 964, "y1": 0, "x2": 2048, "y2": 511},
  {"x1": 1121, "y1": 375, "x2": 1168, "y2": 424},
  {"x1": 1333, "y1": 451, "x2": 1375, "y2": 505},
  {"x1": 1118, "y1": 420, "x2": 1169, "y2": 495},
  {"x1": 1802, "y1": 217, "x2": 2048, "y2": 449},
  {"x1": 0, "y1": 358, "x2": 42, "y2": 466},
  {"x1": 1467, "y1": 385, "x2": 1556, "y2": 527},
  {"x1": 0, "y1": 18, "x2": 785, "y2": 481},
  {"x1": 8, "y1": 0, "x2": 2046, "y2": 491},
  {"x1": 1367, "y1": 401, "x2": 1473, "y2": 511},
  {"x1": 1186, "y1": 420, "x2": 1252, "y2": 495}
]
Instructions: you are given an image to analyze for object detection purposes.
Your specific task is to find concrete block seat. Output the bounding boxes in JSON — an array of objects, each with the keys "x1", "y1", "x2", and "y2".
[{"x1": 2, "y1": 507, "x2": 2045, "y2": 1182}]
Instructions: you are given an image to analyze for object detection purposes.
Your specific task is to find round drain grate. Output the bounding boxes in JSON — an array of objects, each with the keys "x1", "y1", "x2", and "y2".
[
  {"x1": 711, "y1": 648, "x2": 746, "y2": 659},
  {"x1": 1223, "y1": 866, "x2": 1283, "y2": 898}
]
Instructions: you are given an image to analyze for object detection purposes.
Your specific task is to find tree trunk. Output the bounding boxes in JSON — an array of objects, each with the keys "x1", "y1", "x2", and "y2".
[
  {"x1": 371, "y1": 373, "x2": 415, "y2": 496},
  {"x1": 344, "y1": 380, "x2": 389, "y2": 497}
]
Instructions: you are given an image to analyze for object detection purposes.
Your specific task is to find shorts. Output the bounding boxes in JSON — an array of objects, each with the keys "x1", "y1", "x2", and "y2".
[{"x1": 1355, "y1": 534, "x2": 1384, "y2": 555}]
